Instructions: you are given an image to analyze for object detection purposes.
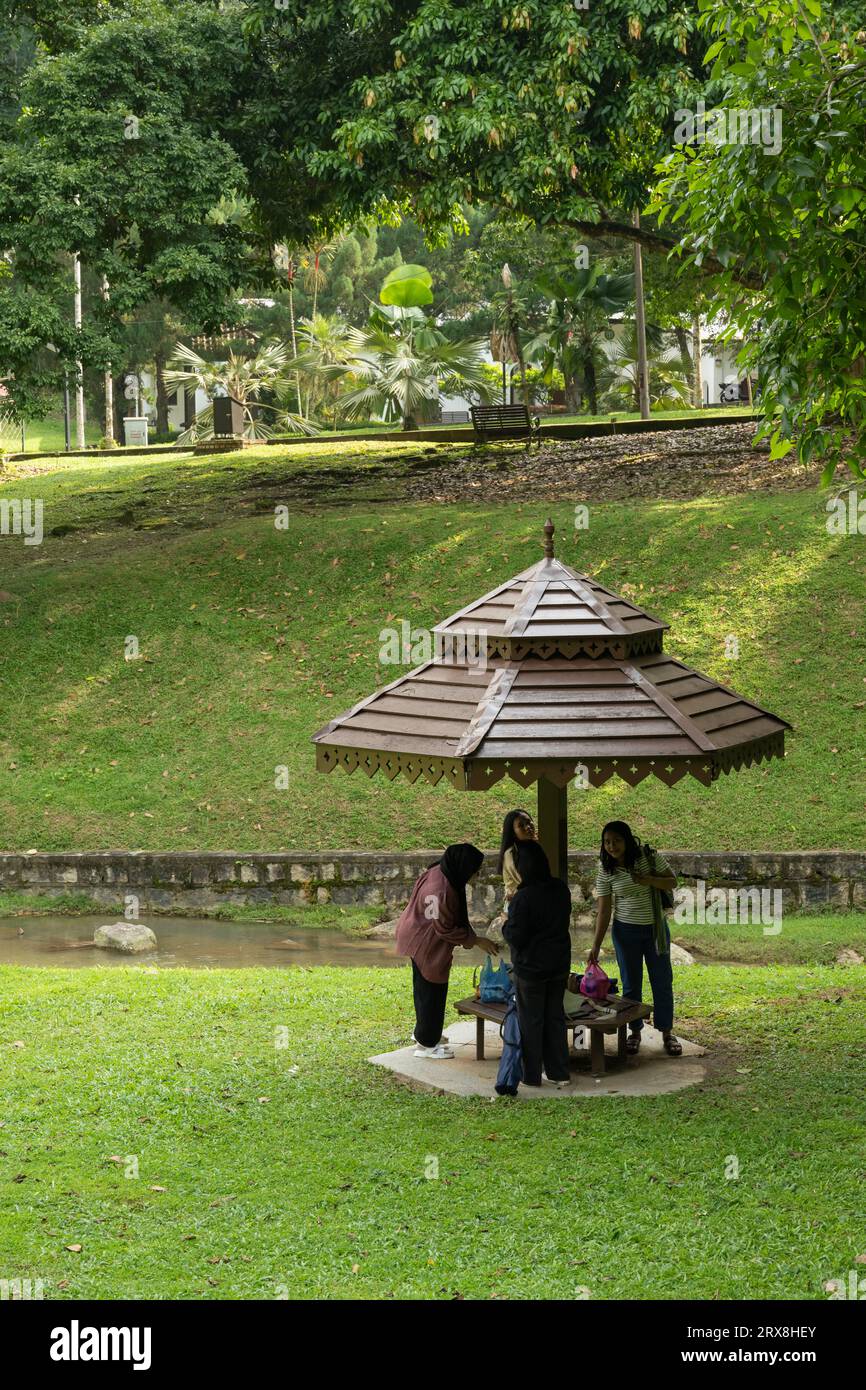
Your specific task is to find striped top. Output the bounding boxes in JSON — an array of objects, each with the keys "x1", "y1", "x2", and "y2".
[{"x1": 594, "y1": 848, "x2": 675, "y2": 925}]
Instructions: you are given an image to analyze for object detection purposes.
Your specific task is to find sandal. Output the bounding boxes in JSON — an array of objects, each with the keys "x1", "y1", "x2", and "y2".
[
  {"x1": 626, "y1": 1031, "x2": 641, "y2": 1055},
  {"x1": 663, "y1": 1034, "x2": 683, "y2": 1057}
]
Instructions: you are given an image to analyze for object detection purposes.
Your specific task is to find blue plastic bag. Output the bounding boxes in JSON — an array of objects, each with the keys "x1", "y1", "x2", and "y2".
[{"x1": 479, "y1": 955, "x2": 512, "y2": 1003}]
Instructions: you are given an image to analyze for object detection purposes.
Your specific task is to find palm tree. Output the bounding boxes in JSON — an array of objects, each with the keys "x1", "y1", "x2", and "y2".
[
  {"x1": 490, "y1": 265, "x2": 533, "y2": 409},
  {"x1": 273, "y1": 243, "x2": 303, "y2": 412},
  {"x1": 287, "y1": 314, "x2": 356, "y2": 426},
  {"x1": 599, "y1": 326, "x2": 693, "y2": 412},
  {"x1": 336, "y1": 306, "x2": 491, "y2": 431},
  {"x1": 302, "y1": 236, "x2": 338, "y2": 321},
  {"x1": 164, "y1": 341, "x2": 316, "y2": 443},
  {"x1": 525, "y1": 264, "x2": 635, "y2": 415}
]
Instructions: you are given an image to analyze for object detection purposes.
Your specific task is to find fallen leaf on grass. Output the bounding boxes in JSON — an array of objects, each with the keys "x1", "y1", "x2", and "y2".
[{"x1": 65, "y1": 1244, "x2": 82, "y2": 1253}]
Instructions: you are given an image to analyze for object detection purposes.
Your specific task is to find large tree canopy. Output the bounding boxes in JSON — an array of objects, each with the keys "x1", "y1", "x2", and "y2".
[
  {"x1": 243, "y1": 0, "x2": 707, "y2": 250},
  {"x1": 652, "y1": 0, "x2": 866, "y2": 476},
  {"x1": 0, "y1": 2, "x2": 255, "y2": 412},
  {"x1": 1, "y1": 0, "x2": 713, "y2": 413}
]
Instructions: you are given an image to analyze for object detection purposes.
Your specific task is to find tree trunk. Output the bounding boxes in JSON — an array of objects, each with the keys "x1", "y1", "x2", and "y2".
[
  {"x1": 155, "y1": 351, "x2": 170, "y2": 437},
  {"x1": 288, "y1": 281, "x2": 302, "y2": 417},
  {"x1": 584, "y1": 359, "x2": 599, "y2": 416},
  {"x1": 73, "y1": 248, "x2": 87, "y2": 447},
  {"x1": 632, "y1": 209, "x2": 651, "y2": 420},
  {"x1": 100, "y1": 276, "x2": 114, "y2": 444},
  {"x1": 184, "y1": 386, "x2": 196, "y2": 429},
  {"x1": 103, "y1": 370, "x2": 114, "y2": 443},
  {"x1": 564, "y1": 374, "x2": 581, "y2": 414},
  {"x1": 112, "y1": 373, "x2": 125, "y2": 441},
  {"x1": 692, "y1": 313, "x2": 703, "y2": 408}
]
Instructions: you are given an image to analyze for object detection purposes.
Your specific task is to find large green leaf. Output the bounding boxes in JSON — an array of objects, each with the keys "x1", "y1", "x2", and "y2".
[{"x1": 379, "y1": 264, "x2": 434, "y2": 308}]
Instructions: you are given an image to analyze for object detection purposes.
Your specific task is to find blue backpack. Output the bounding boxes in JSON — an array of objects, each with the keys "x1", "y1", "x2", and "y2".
[
  {"x1": 495, "y1": 994, "x2": 523, "y2": 1096},
  {"x1": 478, "y1": 955, "x2": 512, "y2": 1003}
]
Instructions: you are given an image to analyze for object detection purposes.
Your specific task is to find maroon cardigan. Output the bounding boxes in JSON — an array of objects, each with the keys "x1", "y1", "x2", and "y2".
[{"x1": 395, "y1": 864, "x2": 478, "y2": 983}]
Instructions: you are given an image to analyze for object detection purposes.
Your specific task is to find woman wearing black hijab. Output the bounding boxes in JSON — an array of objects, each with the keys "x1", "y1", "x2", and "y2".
[
  {"x1": 503, "y1": 840, "x2": 572, "y2": 1088},
  {"x1": 395, "y1": 843, "x2": 499, "y2": 1059}
]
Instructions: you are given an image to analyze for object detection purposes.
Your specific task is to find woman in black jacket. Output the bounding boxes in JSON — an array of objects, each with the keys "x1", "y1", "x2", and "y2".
[{"x1": 503, "y1": 840, "x2": 572, "y2": 1089}]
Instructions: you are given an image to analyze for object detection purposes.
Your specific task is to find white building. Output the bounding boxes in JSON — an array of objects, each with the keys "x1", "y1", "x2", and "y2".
[{"x1": 438, "y1": 319, "x2": 752, "y2": 422}]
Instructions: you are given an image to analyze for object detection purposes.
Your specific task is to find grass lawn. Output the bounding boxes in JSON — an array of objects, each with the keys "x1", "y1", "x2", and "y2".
[
  {"x1": 0, "y1": 959, "x2": 863, "y2": 1300},
  {"x1": 10, "y1": 417, "x2": 102, "y2": 454},
  {"x1": 1, "y1": 442, "x2": 863, "y2": 853},
  {"x1": 669, "y1": 913, "x2": 866, "y2": 965}
]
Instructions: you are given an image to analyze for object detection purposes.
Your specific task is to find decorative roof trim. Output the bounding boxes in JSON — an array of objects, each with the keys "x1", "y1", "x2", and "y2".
[
  {"x1": 314, "y1": 730, "x2": 785, "y2": 792},
  {"x1": 483, "y1": 632, "x2": 665, "y2": 661}
]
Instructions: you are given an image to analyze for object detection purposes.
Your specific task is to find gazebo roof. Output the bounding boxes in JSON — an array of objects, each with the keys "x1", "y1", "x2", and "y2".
[
  {"x1": 434, "y1": 555, "x2": 667, "y2": 660},
  {"x1": 313, "y1": 521, "x2": 790, "y2": 793}
]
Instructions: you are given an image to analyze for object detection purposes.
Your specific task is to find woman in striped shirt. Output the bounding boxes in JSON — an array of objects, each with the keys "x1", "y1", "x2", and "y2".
[{"x1": 588, "y1": 820, "x2": 681, "y2": 1056}]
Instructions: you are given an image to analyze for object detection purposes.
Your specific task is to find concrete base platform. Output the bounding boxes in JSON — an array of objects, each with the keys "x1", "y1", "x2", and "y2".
[{"x1": 369, "y1": 1019, "x2": 707, "y2": 1099}]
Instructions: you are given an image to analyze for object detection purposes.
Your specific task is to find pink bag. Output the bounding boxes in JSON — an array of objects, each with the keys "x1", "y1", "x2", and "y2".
[{"x1": 580, "y1": 960, "x2": 612, "y2": 1001}]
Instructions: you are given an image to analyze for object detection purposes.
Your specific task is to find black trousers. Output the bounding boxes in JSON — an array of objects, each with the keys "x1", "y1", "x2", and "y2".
[
  {"x1": 514, "y1": 974, "x2": 570, "y2": 1085},
  {"x1": 411, "y1": 959, "x2": 449, "y2": 1047}
]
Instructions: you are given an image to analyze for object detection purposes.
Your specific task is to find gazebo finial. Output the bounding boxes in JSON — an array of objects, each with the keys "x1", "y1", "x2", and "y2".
[{"x1": 543, "y1": 517, "x2": 555, "y2": 559}]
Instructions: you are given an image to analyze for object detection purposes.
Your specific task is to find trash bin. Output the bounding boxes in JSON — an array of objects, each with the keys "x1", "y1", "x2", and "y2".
[
  {"x1": 213, "y1": 397, "x2": 244, "y2": 437},
  {"x1": 123, "y1": 417, "x2": 149, "y2": 447}
]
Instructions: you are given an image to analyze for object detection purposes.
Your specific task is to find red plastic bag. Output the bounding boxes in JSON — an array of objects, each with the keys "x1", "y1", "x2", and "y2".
[{"x1": 579, "y1": 960, "x2": 612, "y2": 1001}]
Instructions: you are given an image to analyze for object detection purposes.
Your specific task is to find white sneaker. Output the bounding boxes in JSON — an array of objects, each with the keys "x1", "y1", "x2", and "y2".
[
  {"x1": 412, "y1": 1032, "x2": 449, "y2": 1045},
  {"x1": 413, "y1": 1043, "x2": 455, "y2": 1060}
]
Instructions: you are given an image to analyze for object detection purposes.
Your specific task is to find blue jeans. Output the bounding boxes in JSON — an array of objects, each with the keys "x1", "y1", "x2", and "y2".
[{"x1": 611, "y1": 918, "x2": 674, "y2": 1033}]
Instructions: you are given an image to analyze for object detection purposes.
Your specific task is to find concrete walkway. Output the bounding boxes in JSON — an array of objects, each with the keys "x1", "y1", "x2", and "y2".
[{"x1": 370, "y1": 1019, "x2": 708, "y2": 1099}]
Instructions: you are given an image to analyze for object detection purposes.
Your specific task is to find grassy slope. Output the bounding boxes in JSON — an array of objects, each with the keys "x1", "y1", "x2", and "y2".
[
  {"x1": 1, "y1": 442, "x2": 864, "y2": 853},
  {"x1": 1, "y1": 961, "x2": 863, "y2": 1300}
]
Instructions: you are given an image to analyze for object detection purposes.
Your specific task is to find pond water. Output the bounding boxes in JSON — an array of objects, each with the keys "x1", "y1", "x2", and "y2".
[{"x1": 0, "y1": 916, "x2": 404, "y2": 970}]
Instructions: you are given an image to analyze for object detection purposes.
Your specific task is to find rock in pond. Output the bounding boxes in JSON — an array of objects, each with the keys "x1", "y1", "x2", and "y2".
[
  {"x1": 362, "y1": 917, "x2": 400, "y2": 940},
  {"x1": 93, "y1": 922, "x2": 157, "y2": 954},
  {"x1": 669, "y1": 942, "x2": 696, "y2": 965}
]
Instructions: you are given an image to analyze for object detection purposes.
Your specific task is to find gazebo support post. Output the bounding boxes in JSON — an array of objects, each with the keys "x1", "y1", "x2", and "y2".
[{"x1": 537, "y1": 777, "x2": 568, "y2": 882}]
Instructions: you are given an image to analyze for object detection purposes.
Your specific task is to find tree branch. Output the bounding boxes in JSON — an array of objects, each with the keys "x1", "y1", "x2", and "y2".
[{"x1": 561, "y1": 216, "x2": 763, "y2": 290}]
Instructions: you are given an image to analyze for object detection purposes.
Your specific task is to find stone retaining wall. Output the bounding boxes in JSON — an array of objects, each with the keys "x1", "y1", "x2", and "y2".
[{"x1": 1, "y1": 850, "x2": 863, "y2": 921}]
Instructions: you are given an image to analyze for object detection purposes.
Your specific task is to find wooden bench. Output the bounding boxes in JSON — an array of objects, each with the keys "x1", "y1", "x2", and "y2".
[
  {"x1": 471, "y1": 403, "x2": 541, "y2": 449},
  {"x1": 454, "y1": 995, "x2": 651, "y2": 1076}
]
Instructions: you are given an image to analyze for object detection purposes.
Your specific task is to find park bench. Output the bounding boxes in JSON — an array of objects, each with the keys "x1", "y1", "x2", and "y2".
[
  {"x1": 454, "y1": 994, "x2": 651, "y2": 1077},
  {"x1": 471, "y1": 403, "x2": 541, "y2": 449}
]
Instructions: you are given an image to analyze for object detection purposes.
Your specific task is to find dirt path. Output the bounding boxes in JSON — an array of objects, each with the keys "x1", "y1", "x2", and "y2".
[{"x1": 403, "y1": 422, "x2": 823, "y2": 504}]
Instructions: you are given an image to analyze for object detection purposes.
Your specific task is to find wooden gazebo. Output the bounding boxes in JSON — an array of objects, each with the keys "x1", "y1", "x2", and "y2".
[{"x1": 313, "y1": 519, "x2": 789, "y2": 877}]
